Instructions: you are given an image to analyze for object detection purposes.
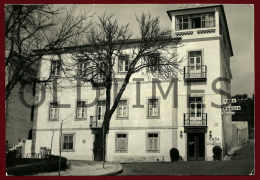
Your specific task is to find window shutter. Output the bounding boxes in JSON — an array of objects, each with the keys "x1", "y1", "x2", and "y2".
[
  {"x1": 154, "y1": 105, "x2": 158, "y2": 116},
  {"x1": 149, "y1": 139, "x2": 153, "y2": 149},
  {"x1": 55, "y1": 108, "x2": 58, "y2": 118},
  {"x1": 123, "y1": 106, "x2": 127, "y2": 117},
  {"x1": 118, "y1": 107, "x2": 122, "y2": 117},
  {"x1": 149, "y1": 105, "x2": 153, "y2": 116},
  {"x1": 50, "y1": 109, "x2": 53, "y2": 119},
  {"x1": 51, "y1": 62, "x2": 55, "y2": 75},
  {"x1": 119, "y1": 59, "x2": 123, "y2": 72},
  {"x1": 57, "y1": 61, "x2": 60, "y2": 75},
  {"x1": 154, "y1": 138, "x2": 158, "y2": 150},
  {"x1": 125, "y1": 58, "x2": 129, "y2": 71},
  {"x1": 82, "y1": 107, "x2": 85, "y2": 117}
]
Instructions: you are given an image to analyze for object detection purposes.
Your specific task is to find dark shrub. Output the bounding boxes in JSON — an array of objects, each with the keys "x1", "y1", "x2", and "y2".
[
  {"x1": 212, "y1": 146, "x2": 222, "y2": 161},
  {"x1": 170, "y1": 148, "x2": 179, "y2": 162},
  {"x1": 6, "y1": 150, "x2": 17, "y2": 167}
]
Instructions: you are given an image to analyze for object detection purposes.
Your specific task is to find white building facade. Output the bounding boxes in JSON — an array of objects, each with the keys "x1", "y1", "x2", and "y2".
[{"x1": 34, "y1": 5, "x2": 234, "y2": 161}]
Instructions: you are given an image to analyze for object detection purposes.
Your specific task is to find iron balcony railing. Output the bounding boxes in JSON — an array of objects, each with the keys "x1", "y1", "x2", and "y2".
[
  {"x1": 91, "y1": 74, "x2": 106, "y2": 86},
  {"x1": 90, "y1": 115, "x2": 104, "y2": 128},
  {"x1": 184, "y1": 65, "x2": 207, "y2": 80},
  {"x1": 184, "y1": 113, "x2": 207, "y2": 126}
]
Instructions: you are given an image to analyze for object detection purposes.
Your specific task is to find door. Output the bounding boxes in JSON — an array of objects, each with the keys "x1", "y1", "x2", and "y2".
[
  {"x1": 97, "y1": 101, "x2": 105, "y2": 127},
  {"x1": 189, "y1": 97, "x2": 202, "y2": 126},
  {"x1": 189, "y1": 56, "x2": 201, "y2": 78},
  {"x1": 187, "y1": 133, "x2": 205, "y2": 161},
  {"x1": 93, "y1": 133, "x2": 104, "y2": 161}
]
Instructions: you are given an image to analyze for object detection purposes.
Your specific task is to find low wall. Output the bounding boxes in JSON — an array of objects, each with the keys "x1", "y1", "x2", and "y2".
[
  {"x1": 231, "y1": 121, "x2": 249, "y2": 149},
  {"x1": 6, "y1": 155, "x2": 67, "y2": 176}
]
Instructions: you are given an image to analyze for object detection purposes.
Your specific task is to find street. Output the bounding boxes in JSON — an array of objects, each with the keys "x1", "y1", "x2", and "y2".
[{"x1": 119, "y1": 140, "x2": 254, "y2": 175}]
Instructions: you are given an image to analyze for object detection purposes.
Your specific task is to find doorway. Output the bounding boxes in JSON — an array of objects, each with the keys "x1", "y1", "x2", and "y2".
[
  {"x1": 187, "y1": 133, "x2": 205, "y2": 161},
  {"x1": 93, "y1": 133, "x2": 104, "y2": 161}
]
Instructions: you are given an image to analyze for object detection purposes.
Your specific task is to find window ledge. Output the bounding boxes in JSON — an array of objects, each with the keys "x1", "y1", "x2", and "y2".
[
  {"x1": 118, "y1": 72, "x2": 127, "y2": 75},
  {"x1": 146, "y1": 116, "x2": 160, "y2": 119},
  {"x1": 48, "y1": 118, "x2": 59, "y2": 121},
  {"x1": 116, "y1": 150, "x2": 128, "y2": 153},
  {"x1": 62, "y1": 149, "x2": 75, "y2": 152},
  {"x1": 146, "y1": 150, "x2": 160, "y2": 153},
  {"x1": 116, "y1": 117, "x2": 129, "y2": 120},
  {"x1": 74, "y1": 118, "x2": 87, "y2": 121}
]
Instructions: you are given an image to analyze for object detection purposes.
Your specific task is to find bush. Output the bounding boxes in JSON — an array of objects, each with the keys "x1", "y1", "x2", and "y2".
[
  {"x1": 170, "y1": 148, "x2": 179, "y2": 162},
  {"x1": 6, "y1": 155, "x2": 67, "y2": 176},
  {"x1": 6, "y1": 150, "x2": 17, "y2": 167},
  {"x1": 212, "y1": 146, "x2": 222, "y2": 161}
]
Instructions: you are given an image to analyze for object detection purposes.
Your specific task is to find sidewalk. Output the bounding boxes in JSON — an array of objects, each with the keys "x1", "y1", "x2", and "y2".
[
  {"x1": 34, "y1": 160, "x2": 123, "y2": 176},
  {"x1": 223, "y1": 140, "x2": 254, "y2": 161}
]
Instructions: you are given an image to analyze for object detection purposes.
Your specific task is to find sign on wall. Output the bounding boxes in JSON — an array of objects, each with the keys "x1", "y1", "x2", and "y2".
[{"x1": 207, "y1": 137, "x2": 221, "y2": 146}]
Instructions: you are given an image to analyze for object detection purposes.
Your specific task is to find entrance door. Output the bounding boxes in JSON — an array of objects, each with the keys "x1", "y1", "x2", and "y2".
[
  {"x1": 187, "y1": 133, "x2": 205, "y2": 161},
  {"x1": 93, "y1": 133, "x2": 103, "y2": 161}
]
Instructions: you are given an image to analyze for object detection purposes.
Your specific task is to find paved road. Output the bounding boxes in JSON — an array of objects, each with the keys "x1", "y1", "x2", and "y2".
[{"x1": 119, "y1": 140, "x2": 254, "y2": 175}]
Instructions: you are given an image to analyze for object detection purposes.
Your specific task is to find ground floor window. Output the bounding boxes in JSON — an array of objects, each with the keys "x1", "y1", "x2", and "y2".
[
  {"x1": 62, "y1": 133, "x2": 75, "y2": 151},
  {"x1": 116, "y1": 133, "x2": 128, "y2": 152},
  {"x1": 147, "y1": 132, "x2": 160, "y2": 152}
]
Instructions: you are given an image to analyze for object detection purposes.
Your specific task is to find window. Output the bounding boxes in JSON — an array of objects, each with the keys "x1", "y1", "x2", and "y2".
[
  {"x1": 51, "y1": 61, "x2": 61, "y2": 76},
  {"x1": 148, "y1": 99, "x2": 159, "y2": 117},
  {"x1": 93, "y1": 60, "x2": 105, "y2": 83},
  {"x1": 49, "y1": 102, "x2": 58, "y2": 120},
  {"x1": 147, "y1": 133, "x2": 159, "y2": 152},
  {"x1": 118, "y1": 55, "x2": 129, "y2": 72},
  {"x1": 77, "y1": 101, "x2": 86, "y2": 118},
  {"x1": 188, "y1": 51, "x2": 203, "y2": 78},
  {"x1": 117, "y1": 100, "x2": 128, "y2": 118},
  {"x1": 78, "y1": 61, "x2": 89, "y2": 77},
  {"x1": 147, "y1": 53, "x2": 160, "y2": 72},
  {"x1": 62, "y1": 134, "x2": 75, "y2": 151},
  {"x1": 97, "y1": 100, "x2": 106, "y2": 121},
  {"x1": 176, "y1": 12, "x2": 215, "y2": 30},
  {"x1": 116, "y1": 133, "x2": 128, "y2": 152},
  {"x1": 189, "y1": 97, "x2": 202, "y2": 119}
]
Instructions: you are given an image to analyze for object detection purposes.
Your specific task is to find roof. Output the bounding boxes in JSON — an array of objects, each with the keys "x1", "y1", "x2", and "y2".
[
  {"x1": 166, "y1": 4, "x2": 233, "y2": 56},
  {"x1": 33, "y1": 36, "x2": 181, "y2": 55},
  {"x1": 167, "y1": 4, "x2": 222, "y2": 16}
]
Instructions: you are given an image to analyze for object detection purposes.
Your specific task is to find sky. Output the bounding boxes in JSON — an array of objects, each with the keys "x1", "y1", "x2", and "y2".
[{"x1": 75, "y1": 4, "x2": 254, "y2": 97}]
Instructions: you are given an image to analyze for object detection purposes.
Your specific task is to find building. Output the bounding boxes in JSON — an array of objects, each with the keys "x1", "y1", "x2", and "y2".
[
  {"x1": 5, "y1": 50, "x2": 37, "y2": 155},
  {"x1": 34, "y1": 4, "x2": 235, "y2": 161}
]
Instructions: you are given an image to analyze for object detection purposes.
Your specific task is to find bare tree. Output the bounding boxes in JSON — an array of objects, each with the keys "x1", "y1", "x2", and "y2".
[
  {"x1": 5, "y1": 5, "x2": 93, "y2": 100},
  {"x1": 62, "y1": 12, "x2": 184, "y2": 161}
]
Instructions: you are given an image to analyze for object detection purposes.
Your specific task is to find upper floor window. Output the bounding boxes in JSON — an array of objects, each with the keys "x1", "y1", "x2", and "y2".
[
  {"x1": 176, "y1": 12, "x2": 215, "y2": 30},
  {"x1": 51, "y1": 61, "x2": 61, "y2": 76},
  {"x1": 77, "y1": 101, "x2": 86, "y2": 118},
  {"x1": 148, "y1": 99, "x2": 159, "y2": 117},
  {"x1": 78, "y1": 61, "x2": 89, "y2": 77},
  {"x1": 118, "y1": 55, "x2": 129, "y2": 72},
  {"x1": 117, "y1": 100, "x2": 128, "y2": 118},
  {"x1": 147, "y1": 53, "x2": 160, "y2": 72},
  {"x1": 50, "y1": 102, "x2": 58, "y2": 120}
]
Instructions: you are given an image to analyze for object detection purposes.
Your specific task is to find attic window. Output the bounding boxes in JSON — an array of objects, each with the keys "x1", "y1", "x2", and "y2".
[{"x1": 176, "y1": 12, "x2": 215, "y2": 30}]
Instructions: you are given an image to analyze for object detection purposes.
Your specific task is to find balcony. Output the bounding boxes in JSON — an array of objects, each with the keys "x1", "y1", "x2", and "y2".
[
  {"x1": 184, "y1": 65, "x2": 207, "y2": 81},
  {"x1": 184, "y1": 113, "x2": 207, "y2": 126},
  {"x1": 90, "y1": 115, "x2": 104, "y2": 128},
  {"x1": 90, "y1": 74, "x2": 105, "y2": 87}
]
